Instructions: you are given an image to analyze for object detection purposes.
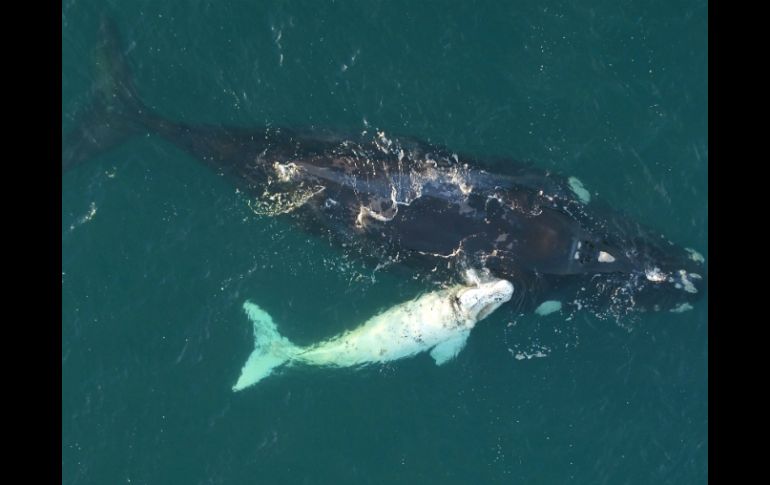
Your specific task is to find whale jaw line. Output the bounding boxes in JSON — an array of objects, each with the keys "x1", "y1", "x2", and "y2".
[{"x1": 457, "y1": 279, "x2": 514, "y2": 322}]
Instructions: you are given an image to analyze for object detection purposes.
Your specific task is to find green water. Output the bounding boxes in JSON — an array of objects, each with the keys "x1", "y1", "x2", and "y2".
[{"x1": 62, "y1": 1, "x2": 708, "y2": 484}]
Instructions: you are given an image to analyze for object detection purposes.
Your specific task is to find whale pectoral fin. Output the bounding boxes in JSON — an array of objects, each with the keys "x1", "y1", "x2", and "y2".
[{"x1": 430, "y1": 330, "x2": 471, "y2": 366}]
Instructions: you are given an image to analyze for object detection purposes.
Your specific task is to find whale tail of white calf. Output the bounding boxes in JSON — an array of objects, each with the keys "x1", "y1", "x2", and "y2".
[{"x1": 232, "y1": 302, "x2": 300, "y2": 391}]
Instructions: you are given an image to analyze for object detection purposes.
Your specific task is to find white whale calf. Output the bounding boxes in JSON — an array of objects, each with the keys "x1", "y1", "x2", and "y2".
[{"x1": 233, "y1": 278, "x2": 514, "y2": 390}]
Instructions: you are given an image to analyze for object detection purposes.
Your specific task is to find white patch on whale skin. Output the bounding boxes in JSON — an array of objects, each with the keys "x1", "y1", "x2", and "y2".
[
  {"x1": 568, "y1": 176, "x2": 591, "y2": 204},
  {"x1": 273, "y1": 161, "x2": 300, "y2": 182},
  {"x1": 678, "y1": 270, "x2": 699, "y2": 294},
  {"x1": 670, "y1": 303, "x2": 694, "y2": 313},
  {"x1": 249, "y1": 184, "x2": 325, "y2": 216},
  {"x1": 356, "y1": 205, "x2": 397, "y2": 225},
  {"x1": 535, "y1": 300, "x2": 562, "y2": 316},
  {"x1": 598, "y1": 251, "x2": 616, "y2": 263},
  {"x1": 645, "y1": 267, "x2": 668, "y2": 282},
  {"x1": 447, "y1": 165, "x2": 473, "y2": 195},
  {"x1": 685, "y1": 247, "x2": 705, "y2": 263},
  {"x1": 355, "y1": 186, "x2": 400, "y2": 227}
]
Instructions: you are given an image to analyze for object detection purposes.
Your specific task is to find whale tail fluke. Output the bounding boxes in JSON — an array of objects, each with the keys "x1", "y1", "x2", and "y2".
[
  {"x1": 233, "y1": 302, "x2": 300, "y2": 391},
  {"x1": 63, "y1": 15, "x2": 156, "y2": 172}
]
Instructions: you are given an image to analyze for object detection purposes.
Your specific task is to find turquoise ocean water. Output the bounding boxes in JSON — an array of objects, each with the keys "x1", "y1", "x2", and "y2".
[{"x1": 62, "y1": 1, "x2": 707, "y2": 483}]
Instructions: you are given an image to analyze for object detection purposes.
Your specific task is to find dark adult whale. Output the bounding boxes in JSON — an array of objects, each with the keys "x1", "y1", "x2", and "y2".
[{"x1": 63, "y1": 17, "x2": 706, "y2": 320}]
